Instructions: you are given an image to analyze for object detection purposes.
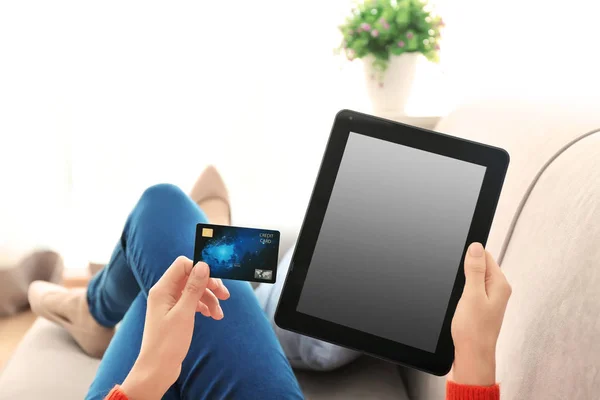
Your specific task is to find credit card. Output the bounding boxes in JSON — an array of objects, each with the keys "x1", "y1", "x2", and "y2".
[{"x1": 193, "y1": 223, "x2": 279, "y2": 284}]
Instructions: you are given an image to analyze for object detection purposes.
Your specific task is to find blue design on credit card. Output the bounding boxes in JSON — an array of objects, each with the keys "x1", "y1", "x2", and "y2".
[{"x1": 193, "y1": 224, "x2": 279, "y2": 283}]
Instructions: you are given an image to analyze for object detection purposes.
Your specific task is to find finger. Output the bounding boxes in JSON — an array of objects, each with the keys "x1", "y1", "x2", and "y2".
[
  {"x1": 174, "y1": 262, "x2": 210, "y2": 316},
  {"x1": 463, "y1": 242, "x2": 488, "y2": 295},
  {"x1": 201, "y1": 288, "x2": 224, "y2": 320},
  {"x1": 153, "y1": 256, "x2": 194, "y2": 299},
  {"x1": 196, "y1": 301, "x2": 210, "y2": 317},
  {"x1": 484, "y1": 251, "x2": 512, "y2": 302},
  {"x1": 208, "y1": 278, "x2": 230, "y2": 300}
]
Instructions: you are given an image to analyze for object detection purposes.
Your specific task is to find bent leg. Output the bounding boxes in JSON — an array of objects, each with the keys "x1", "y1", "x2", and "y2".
[
  {"x1": 86, "y1": 184, "x2": 302, "y2": 399},
  {"x1": 87, "y1": 184, "x2": 209, "y2": 327}
]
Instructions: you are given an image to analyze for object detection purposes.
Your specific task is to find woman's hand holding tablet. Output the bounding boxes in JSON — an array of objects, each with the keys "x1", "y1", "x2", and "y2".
[
  {"x1": 451, "y1": 242, "x2": 511, "y2": 386},
  {"x1": 275, "y1": 110, "x2": 510, "y2": 375}
]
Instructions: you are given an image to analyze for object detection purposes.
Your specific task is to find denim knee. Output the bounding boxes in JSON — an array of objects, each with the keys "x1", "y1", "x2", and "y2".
[{"x1": 139, "y1": 183, "x2": 187, "y2": 206}]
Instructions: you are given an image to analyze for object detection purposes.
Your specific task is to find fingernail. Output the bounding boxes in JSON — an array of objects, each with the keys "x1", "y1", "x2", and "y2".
[
  {"x1": 216, "y1": 307, "x2": 224, "y2": 319},
  {"x1": 194, "y1": 262, "x2": 209, "y2": 278},
  {"x1": 469, "y1": 242, "x2": 484, "y2": 257},
  {"x1": 223, "y1": 284, "x2": 230, "y2": 297}
]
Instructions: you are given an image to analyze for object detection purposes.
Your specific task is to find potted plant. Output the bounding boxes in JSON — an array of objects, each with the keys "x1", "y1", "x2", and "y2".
[{"x1": 338, "y1": 0, "x2": 443, "y2": 117}]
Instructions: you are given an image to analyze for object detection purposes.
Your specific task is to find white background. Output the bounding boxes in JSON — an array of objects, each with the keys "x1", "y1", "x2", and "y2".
[{"x1": 1, "y1": 0, "x2": 599, "y2": 268}]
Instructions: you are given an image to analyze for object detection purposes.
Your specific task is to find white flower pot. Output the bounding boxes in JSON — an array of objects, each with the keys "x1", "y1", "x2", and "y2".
[{"x1": 363, "y1": 53, "x2": 420, "y2": 118}]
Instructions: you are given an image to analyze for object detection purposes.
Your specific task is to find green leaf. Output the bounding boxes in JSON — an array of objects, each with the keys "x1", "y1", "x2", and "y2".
[
  {"x1": 381, "y1": 9, "x2": 395, "y2": 22},
  {"x1": 395, "y1": 8, "x2": 410, "y2": 29},
  {"x1": 404, "y1": 30, "x2": 418, "y2": 50},
  {"x1": 390, "y1": 45, "x2": 405, "y2": 55}
]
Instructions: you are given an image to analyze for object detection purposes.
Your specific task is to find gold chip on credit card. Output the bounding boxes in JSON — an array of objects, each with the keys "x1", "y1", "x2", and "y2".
[{"x1": 202, "y1": 228, "x2": 213, "y2": 237}]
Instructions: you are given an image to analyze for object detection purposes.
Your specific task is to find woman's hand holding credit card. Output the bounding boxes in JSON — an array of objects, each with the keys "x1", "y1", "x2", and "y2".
[{"x1": 193, "y1": 223, "x2": 280, "y2": 284}]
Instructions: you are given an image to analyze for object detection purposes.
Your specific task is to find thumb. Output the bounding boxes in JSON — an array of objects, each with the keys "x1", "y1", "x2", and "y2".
[
  {"x1": 463, "y1": 242, "x2": 488, "y2": 294},
  {"x1": 175, "y1": 262, "x2": 210, "y2": 316}
]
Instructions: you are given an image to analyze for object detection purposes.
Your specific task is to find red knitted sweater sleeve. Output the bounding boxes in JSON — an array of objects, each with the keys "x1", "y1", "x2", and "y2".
[
  {"x1": 104, "y1": 386, "x2": 129, "y2": 400},
  {"x1": 447, "y1": 380, "x2": 500, "y2": 400}
]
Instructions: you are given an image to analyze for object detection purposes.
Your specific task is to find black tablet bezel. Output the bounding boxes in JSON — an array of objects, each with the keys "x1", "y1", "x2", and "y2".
[{"x1": 275, "y1": 110, "x2": 509, "y2": 376}]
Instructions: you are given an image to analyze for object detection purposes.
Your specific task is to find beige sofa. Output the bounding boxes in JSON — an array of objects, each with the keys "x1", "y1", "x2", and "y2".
[{"x1": 2, "y1": 97, "x2": 599, "y2": 399}]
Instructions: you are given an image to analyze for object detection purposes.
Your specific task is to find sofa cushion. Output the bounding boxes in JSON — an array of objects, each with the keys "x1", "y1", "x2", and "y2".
[
  {"x1": 0, "y1": 318, "x2": 99, "y2": 400},
  {"x1": 0, "y1": 251, "x2": 63, "y2": 317},
  {"x1": 296, "y1": 356, "x2": 410, "y2": 400},
  {"x1": 0, "y1": 318, "x2": 408, "y2": 400}
]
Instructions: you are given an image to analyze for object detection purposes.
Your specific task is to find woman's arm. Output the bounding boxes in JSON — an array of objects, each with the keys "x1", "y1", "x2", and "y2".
[
  {"x1": 446, "y1": 242, "x2": 511, "y2": 399},
  {"x1": 102, "y1": 257, "x2": 229, "y2": 400}
]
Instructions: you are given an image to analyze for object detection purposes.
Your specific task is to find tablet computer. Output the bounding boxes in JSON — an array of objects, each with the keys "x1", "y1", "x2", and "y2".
[{"x1": 275, "y1": 110, "x2": 509, "y2": 376}]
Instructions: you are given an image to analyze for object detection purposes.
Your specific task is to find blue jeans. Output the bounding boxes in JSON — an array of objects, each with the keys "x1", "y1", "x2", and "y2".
[{"x1": 85, "y1": 184, "x2": 303, "y2": 400}]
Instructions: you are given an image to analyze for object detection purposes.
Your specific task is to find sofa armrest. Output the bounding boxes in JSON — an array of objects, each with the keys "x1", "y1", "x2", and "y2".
[
  {"x1": 399, "y1": 367, "x2": 446, "y2": 400},
  {"x1": 494, "y1": 132, "x2": 600, "y2": 398}
]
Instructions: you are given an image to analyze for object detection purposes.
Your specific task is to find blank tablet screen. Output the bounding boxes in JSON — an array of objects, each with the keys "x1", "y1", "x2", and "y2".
[{"x1": 297, "y1": 132, "x2": 486, "y2": 353}]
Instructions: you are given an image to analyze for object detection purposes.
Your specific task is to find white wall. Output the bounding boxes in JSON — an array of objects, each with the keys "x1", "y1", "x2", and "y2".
[
  {"x1": 1, "y1": 0, "x2": 598, "y2": 268},
  {"x1": 437, "y1": 0, "x2": 600, "y2": 100}
]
